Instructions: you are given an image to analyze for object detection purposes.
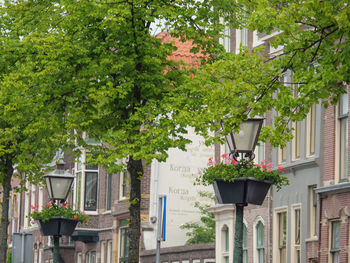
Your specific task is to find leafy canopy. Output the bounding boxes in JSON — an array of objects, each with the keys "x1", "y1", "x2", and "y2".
[{"x1": 181, "y1": 0, "x2": 350, "y2": 147}]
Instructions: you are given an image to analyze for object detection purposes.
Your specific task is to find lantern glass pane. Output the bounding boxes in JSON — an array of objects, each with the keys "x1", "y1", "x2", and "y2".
[
  {"x1": 233, "y1": 120, "x2": 261, "y2": 152},
  {"x1": 45, "y1": 177, "x2": 53, "y2": 199},
  {"x1": 225, "y1": 133, "x2": 235, "y2": 153},
  {"x1": 49, "y1": 177, "x2": 73, "y2": 200}
]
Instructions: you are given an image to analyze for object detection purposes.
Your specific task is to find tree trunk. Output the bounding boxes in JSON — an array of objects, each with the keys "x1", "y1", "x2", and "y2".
[
  {"x1": 0, "y1": 160, "x2": 13, "y2": 263},
  {"x1": 127, "y1": 156, "x2": 143, "y2": 263}
]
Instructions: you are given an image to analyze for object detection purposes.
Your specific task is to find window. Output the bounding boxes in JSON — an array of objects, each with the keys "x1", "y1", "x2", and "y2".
[
  {"x1": 74, "y1": 152, "x2": 83, "y2": 210},
  {"x1": 307, "y1": 104, "x2": 316, "y2": 156},
  {"x1": 278, "y1": 211, "x2": 287, "y2": 263},
  {"x1": 255, "y1": 143, "x2": 265, "y2": 164},
  {"x1": 243, "y1": 224, "x2": 248, "y2": 263},
  {"x1": 292, "y1": 121, "x2": 301, "y2": 160},
  {"x1": 34, "y1": 249, "x2": 38, "y2": 263},
  {"x1": 101, "y1": 241, "x2": 106, "y2": 263},
  {"x1": 308, "y1": 185, "x2": 318, "y2": 238},
  {"x1": 120, "y1": 172, "x2": 128, "y2": 200},
  {"x1": 31, "y1": 185, "x2": 36, "y2": 217},
  {"x1": 106, "y1": 174, "x2": 112, "y2": 210},
  {"x1": 24, "y1": 182, "x2": 30, "y2": 228},
  {"x1": 222, "y1": 225, "x2": 229, "y2": 263},
  {"x1": 256, "y1": 221, "x2": 265, "y2": 263},
  {"x1": 39, "y1": 249, "x2": 43, "y2": 263},
  {"x1": 119, "y1": 220, "x2": 129, "y2": 263},
  {"x1": 85, "y1": 251, "x2": 96, "y2": 263},
  {"x1": 240, "y1": 28, "x2": 248, "y2": 47},
  {"x1": 77, "y1": 253, "x2": 82, "y2": 263},
  {"x1": 292, "y1": 206, "x2": 301, "y2": 263},
  {"x1": 84, "y1": 172, "x2": 98, "y2": 211},
  {"x1": 330, "y1": 221, "x2": 340, "y2": 263},
  {"x1": 75, "y1": 172, "x2": 82, "y2": 210},
  {"x1": 279, "y1": 147, "x2": 287, "y2": 164},
  {"x1": 338, "y1": 92, "x2": 348, "y2": 182},
  {"x1": 107, "y1": 240, "x2": 112, "y2": 263}
]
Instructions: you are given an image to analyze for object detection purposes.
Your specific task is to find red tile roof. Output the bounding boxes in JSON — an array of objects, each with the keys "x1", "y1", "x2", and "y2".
[{"x1": 156, "y1": 31, "x2": 205, "y2": 68}]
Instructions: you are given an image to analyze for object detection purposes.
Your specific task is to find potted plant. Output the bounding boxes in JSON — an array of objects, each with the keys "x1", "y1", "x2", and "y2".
[
  {"x1": 29, "y1": 202, "x2": 89, "y2": 236},
  {"x1": 196, "y1": 154, "x2": 289, "y2": 204}
]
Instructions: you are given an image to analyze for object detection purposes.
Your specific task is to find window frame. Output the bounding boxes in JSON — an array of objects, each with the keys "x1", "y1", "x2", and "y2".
[
  {"x1": 119, "y1": 172, "x2": 128, "y2": 200},
  {"x1": 308, "y1": 185, "x2": 318, "y2": 238},
  {"x1": 330, "y1": 220, "x2": 341, "y2": 263},
  {"x1": 106, "y1": 174, "x2": 112, "y2": 211},
  {"x1": 306, "y1": 104, "x2": 317, "y2": 157},
  {"x1": 256, "y1": 220, "x2": 265, "y2": 263},
  {"x1": 119, "y1": 220, "x2": 129, "y2": 263},
  {"x1": 243, "y1": 224, "x2": 248, "y2": 263},
  {"x1": 273, "y1": 207, "x2": 288, "y2": 263},
  {"x1": 221, "y1": 225, "x2": 229, "y2": 263},
  {"x1": 337, "y1": 92, "x2": 349, "y2": 183},
  {"x1": 84, "y1": 171, "x2": 98, "y2": 211},
  {"x1": 291, "y1": 204, "x2": 301, "y2": 263}
]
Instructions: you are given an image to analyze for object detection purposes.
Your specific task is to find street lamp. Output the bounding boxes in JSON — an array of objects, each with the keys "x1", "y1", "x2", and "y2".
[
  {"x1": 45, "y1": 170, "x2": 75, "y2": 202},
  {"x1": 222, "y1": 118, "x2": 264, "y2": 263},
  {"x1": 44, "y1": 170, "x2": 75, "y2": 263}
]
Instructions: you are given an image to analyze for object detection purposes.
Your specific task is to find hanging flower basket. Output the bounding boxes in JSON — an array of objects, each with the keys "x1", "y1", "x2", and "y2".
[
  {"x1": 29, "y1": 202, "x2": 89, "y2": 236},
  {"x1": 38, "y1": 217, "x2": 78, "y2": 236},
  {"x1": 196, "y1": 154, "x2": 288, "y2": 205},
  {"x1": 213, "y1": 177, "x2": 272, "y2": 205}
]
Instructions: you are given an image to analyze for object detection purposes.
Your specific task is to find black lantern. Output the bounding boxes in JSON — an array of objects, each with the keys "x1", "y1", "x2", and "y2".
[
  {"x1": 223, "y1": 118, "x2": 264, "y2": 161},
  {"x1": 44, "y1": 170, "x2": 75, "y2": 202}
]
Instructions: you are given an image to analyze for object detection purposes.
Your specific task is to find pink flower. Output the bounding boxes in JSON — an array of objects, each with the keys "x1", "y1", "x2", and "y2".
[
  {"x1": 267, "y1": 162, "x2": 273, "y2": 167},
  {"x1": 73, "y1": 215, "x2": 78, "y2": 220},
  {"x1": 198, "y1": 169, "x2": 203, "y2": 175},
  {"x1": 231, "y1": 160, "x2": 238, "y2": 165}
]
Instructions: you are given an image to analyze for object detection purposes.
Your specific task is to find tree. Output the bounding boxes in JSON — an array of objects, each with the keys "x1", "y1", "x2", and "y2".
[
  {"x1": 180, "y1": 191, "x2": 215, "y2": 245},
  {"x1": 0, "y1": 1, "x2": 239, "y2": 262},
  {"x1": 183, "y1": 0, "x2": 350, "y2": 146},
  {"x1": 0, "y1": 6, "x2": 75, "y2": 261}
]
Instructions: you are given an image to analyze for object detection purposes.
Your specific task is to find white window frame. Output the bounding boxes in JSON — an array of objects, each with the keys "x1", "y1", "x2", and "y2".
[
  {"x1": 253, "y1": 216, "x2": 265, "y2": 263},
  {"x1": 273, "y1": 206, "x2": 288, "y2": 263},
  {"x1": 119, "y1": 171, "x2": 128, "y2": 200},
  {"x1": 306, "y1": 104, "x2": 317, "y2": 157},
  {"x1": 335, "y1": 91, "x2": 349, "y2": 183},
  {"x1": 107, "y1": 240, "x2": 112, "y2": 263},
  {"x1": 308, "y1": 185, "x2": 318, "y2": 239},
  {"x1": 78, "y1": 151, "x2": 99, "y2": 214},
  {"x1": 77, "y1": 253, "x2": 82, "y2": 263},
  {"x1": 291, "y1": 204, "x2": 301, "y2": 263},
  {"x1": 24, "y1": 182, "x2": 30, "y2": 229},
  {"x1": 100, "y1": 241, "x2": 106, "y2": 263},
  {"x1": 221, "y1": 225, "x2": 229, "y2": 263}
]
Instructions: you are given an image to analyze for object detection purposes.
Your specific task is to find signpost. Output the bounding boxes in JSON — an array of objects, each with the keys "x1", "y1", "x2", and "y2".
[{"x1": 155, "y1": 195, "x2": 167, "y2": 263}]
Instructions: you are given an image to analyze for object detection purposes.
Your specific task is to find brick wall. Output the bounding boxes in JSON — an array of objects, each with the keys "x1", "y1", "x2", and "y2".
[{"x1": 140, "y1": 243, "x2": 215, "y2": 263}]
